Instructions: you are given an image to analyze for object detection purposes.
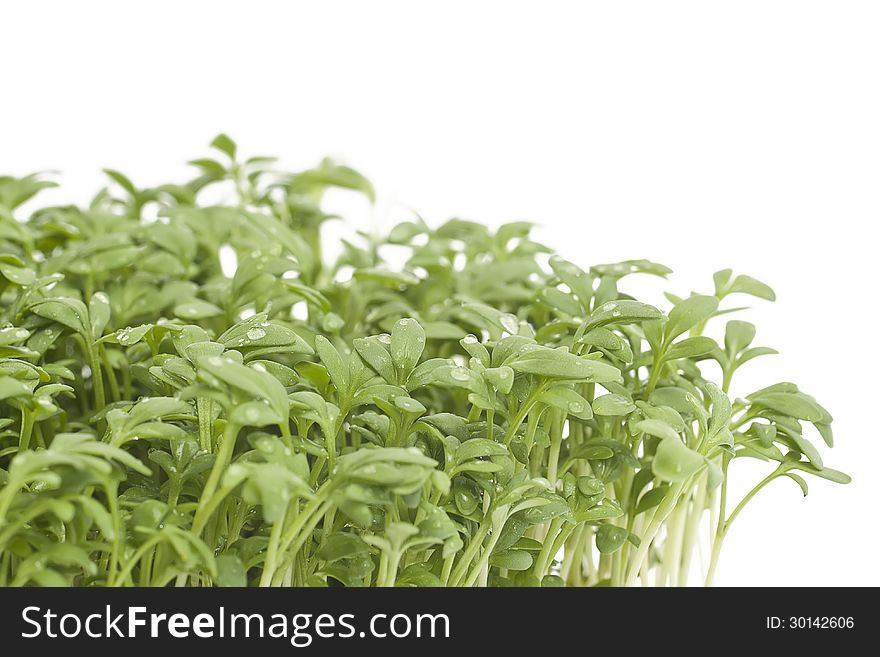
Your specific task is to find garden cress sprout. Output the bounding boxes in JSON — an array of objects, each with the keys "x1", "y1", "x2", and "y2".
[{"x1": 0, "y1": 135, "x2": 848, "y2": 587}]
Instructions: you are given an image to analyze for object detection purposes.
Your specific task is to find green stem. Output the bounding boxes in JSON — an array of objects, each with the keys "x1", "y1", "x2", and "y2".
[
  {"x1": 17, "y1": 411, "x2": 34, "y2": 455},
  {"x1": 706, "y1": 470, "x2": 778, "y2": 586},
  {"x1": 624, "y1": 480, "x2": 686, "y2": 586},
  {"x1": 463, "y1": 508, "x2": 509, "y2": 587},
  {"x1": 109, "y1": 534, "x2": 164, "y2": 587},
  {"x1": 502, "y1": 387, "x2": 545, "y2": 446},
  {"x1": 546, "y1": 411, "x2": 563, "y2": 484},
  {"x1": 644, "y1": 350, "x2": 665, "y2": 397},
  {"x1": 100, "y1": 345, "x2": 121, "y2": 402},
  {"x1": 382, "y1": 552, "x2": 402, "y2": 587},
  {"x1": 533, "y1": 517, "x2": 564, "y2": 579},
  {"x1": 259, "y1": 516, "x2": 287, "y2": 587},
  {"x1": 197, "y1": 398, "x2": 213, "y2": 452},
  {"x1": 678, "y1": 475, "x2": 707, "y2": 586},
  {"x1": 105, "y1": 483, "x2": 122, "y2": 584},
  {"x1": 273, "y1": 499, "x2": 333, "y2": 583},
  {"x1": 448, "y1": 519, "x2": 493, "y2": 586},
  {"x1": 192, "y1": 423, "x2": 240, "y2": 535},
  {"x1": 87, "y1": 343, "x2": 106, "y2": 414}
]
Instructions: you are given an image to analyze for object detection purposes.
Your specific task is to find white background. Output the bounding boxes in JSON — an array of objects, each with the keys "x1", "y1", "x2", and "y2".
[{"x1": 2, "y1": 1, "x2": 878, "y2": 586}]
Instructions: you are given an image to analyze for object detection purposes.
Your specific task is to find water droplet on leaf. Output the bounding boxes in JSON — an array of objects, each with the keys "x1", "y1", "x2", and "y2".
[
  {"x1": 450, "y1": 367, "x2": 471, "y2": 382},
  {"x1": 500, "y1": 313, "x2": 519, "y2": 333}
]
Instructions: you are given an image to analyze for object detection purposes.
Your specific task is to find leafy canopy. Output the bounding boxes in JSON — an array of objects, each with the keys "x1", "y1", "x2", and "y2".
[{"x1": 0, "y1": 136, "x2": 847, "y2": 587}]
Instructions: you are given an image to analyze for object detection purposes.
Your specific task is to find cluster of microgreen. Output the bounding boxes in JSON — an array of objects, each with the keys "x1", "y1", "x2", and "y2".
[{"x1": 0, "y1": 135, "x2": 848, "y2": 587}]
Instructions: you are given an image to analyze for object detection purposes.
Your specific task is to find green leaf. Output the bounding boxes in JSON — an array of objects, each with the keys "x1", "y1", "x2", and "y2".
[
  {"x1": 89, "y1": 292, "x2": 111, "y2": 339},
  {"x1": 318, "y1": 533, "x2": 370, "y2": 562},
  {"x1": 315, "y1": 335, "x2": 349, "y2": 392},
  {"x1": 218, "y1": 315, "x2": 313, "y2": 355},
  {"x1": 290, "y1": 158, "x2": 376, "y2": 203},
  {"x1": 508, "y1": 347, "x2": 620, "y2": 383},
  {"x1": 103, "y1": 169, "x2": 138, "y2": 197},
  {"x1": 174, "y1": 299, "x2": 224, "y2": 320},
  {"x1": 635, "y1": 486, "x2": 670, "y2": 515},
  {"x1": 455, "y1": 439, "x2": 509, "y2": 463},
  {"x1": 548, "y1": 256, "x2": 592, "y2": 307},
  {"x1": 0, "y1": 376, "x2": 33, "y2": 401},
  {"x1": 390, "y1": 318, "x2": 426, "y2": 375},
  {"x1": 483, "y1": 366, "x2": 515, "y2": 394},
  {"x1": 665, "y1": 336, "x2": 717, "y2": 360},
  {"x1": 0, "y1": 257, "x2": 36, "y2": 285},
  {"x1": 539, "y1": 386, "x2": 593, "y2": 419},
  {"x1": 596, "y1": 524, "x2": 628, "y2": 554},
  {"x1": 215, "y1": 554, "x2": 247, "y2": 587},
  {"x1": 587, "y1": 300, "x2": 663, "y2": 329},
  {"x1": 30, "y1": 297, "x2": 90, "y2": 336},
  {"x1": 635, "y1": 419, "x2": 680, "y2": 442},
  {"x1": 780, "y1": 460, "x2": 850, "y2": 484},
  {"x1": 230, "y1": 400, "x2": 284, "y2": 427},
  {"x1": 210, "y1": 133, "x2": 237, "y2": 159},
  {"x1": 725, "y1": 320, "x2": 756, "y2": 354},
  {"x1": 652, "y1": 437, "x2": 704, "y2": 482},
  {"x1": 394, "y1": 396, "x2": 426, "y2": 416},
  {"x1": 197, "y1": 356, "x2": 289, "y2": 419},
  {"x1": 727, "y1": 274, "x2": 776, "y2": 301},
  {"x1": 592, "y1": 394, "x2": 635, "y2": 416},
  {"x1": 353, "y1": 336, "x2": 396, "y2": 384},
  {"x1": 665, "y1": 295, "x2": 718, "y2": 342},
  {"x1": 490, "y1": 550, "x2": 533, "y2": 571},
  {"x1": 781, "y1": 472, "x2": 809, "y2": 497},
  {"x1": 233, "y1": 462, "x2": 311, "y2": 523},
  {"x1": 747, "y1": 390, "x2": 832, "y2": 423}
]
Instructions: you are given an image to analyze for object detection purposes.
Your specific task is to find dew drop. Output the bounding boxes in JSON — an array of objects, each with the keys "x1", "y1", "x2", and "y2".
[
  {"x1": 246, "y1": 327, "x2": 266, "y2": 341},
  {"x1": 377, "y1": 334, "x2": 392, "y2": 344},
  {"x1": 450, "y1": 367, "x2": 471, "y2": 382},
  {"x1": 500, "y1": 313, "x2": 519, "y2": 333},
  {"x1": 323, "y1": 314, "x2": 344, "y2": 331},
  {"x1": 396, "y1": 397, "x2": 422, "y2": 412}
]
